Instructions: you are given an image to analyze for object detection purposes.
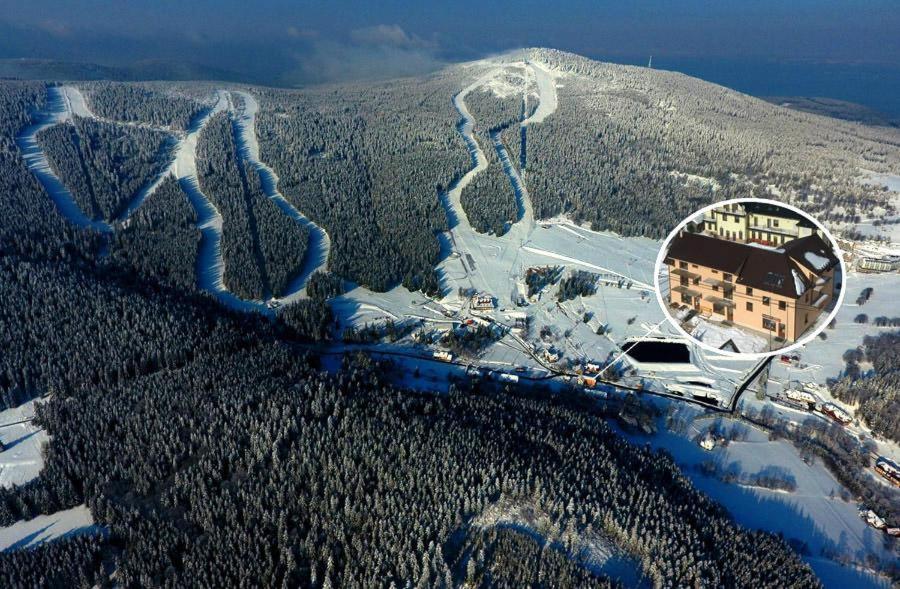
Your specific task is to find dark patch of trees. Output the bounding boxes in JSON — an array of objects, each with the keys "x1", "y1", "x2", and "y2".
[
  {"x1": 255, "y1": 75, "x2": 470, "y2": 294},
  {"x1": 84, "y1": 82, "x2": 203, "y2": 130},
  {"x1": 526, "y1": 265, "x2": 564, "y2": 297},
  {"x1": 0, "y1": 535, "x2": 105, "y2": 589},
  {"x1": 558, "y1": 270, "x2": 599, "y2": 301},
  {"x1": 856, "y1": 287, "x2": 874, "y2": 306},
  {"x1": 106, "y1": 176, "x2": 200, "y2": 291},
  {"x1": 277, "y1": 272, "x2": 344, "y2": 341},
  {"x1": 830, "y1": 331, "x2": 900, "y2": 443},
  {"x1": 197, "y1": 112, "x2": 308, "y2": 299},
  {"x1": 0, "y1": 82, "x2": 100, "y2": 259},
  {"x1": 444, "y1": 324, "x2": 498, "y2": 357},
  {"x1": 37, "y1": 116, "x2": 173, "y2": 222},
  {"x1": 456, "y1": 526, "x2": 616, "y2": 587},
  {"x1": 459, "y1": 89, "x2": 521, "y2": 235}
]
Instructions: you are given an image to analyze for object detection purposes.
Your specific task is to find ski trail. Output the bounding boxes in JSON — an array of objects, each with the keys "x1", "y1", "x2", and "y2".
[
  {"x1": 523, "y1": 60, "x2": 558, "y2": 125},
  {"x1": 230, "y1": 90, "x2": 332, "y2": 302},
  {"x1": 56, "y1": 86, "x2": 183, "y2": 225},
  {"x1": 437, "y1": 63, "x2": 553, "y2": 300},
  {"x1": 491, "y1": 128, "x2": 533, "y2": 227},
  {"x1": 444, "y1": 72, "x2": 497, "y2": 233},
  {"x1": 174, "y1": 90, "x2": 272, "y2": 315},
  {"x1": 438, "y1": 70, "x2": 503, "y2": 292},
  {"x1": 15, "y1": 86, "x2": 112, "y2": 234}
]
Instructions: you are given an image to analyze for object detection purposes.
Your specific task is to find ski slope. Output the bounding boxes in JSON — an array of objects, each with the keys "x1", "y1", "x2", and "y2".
[
  {"x1": 14, "y1": 87, "x2": 113, "y2": 233},
  {"x1": 230, "y1": 91, "x2": 331, "y2": 301}
]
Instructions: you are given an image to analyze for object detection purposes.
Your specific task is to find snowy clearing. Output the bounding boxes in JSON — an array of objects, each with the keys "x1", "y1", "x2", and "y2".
[
  {"x1": 0, "y1": 400, "x2": 48, "y2": 488},
  {"x1": 0, "y1": 505, "x2": 99, "y2": 552}
]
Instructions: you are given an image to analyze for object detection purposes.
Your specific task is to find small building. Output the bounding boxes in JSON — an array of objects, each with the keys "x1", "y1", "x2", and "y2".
[
  {"x1": 471, "y1": 293, "x2": 495, "y2": 311},
  {"x1": 542, "y1": 348, "x2": 560, "y2": 363},
  {"x1": 858, "y1": 256, "x2": 899, "y2": 273},
  {"x1": 785, "y1": 389, "x2": 817, "y2": 406},
  {"x1": 875, "y1": 459, "x2": 900, "y2": 488},
  {"x1": 433, "y1": 351, "x2": 453, "y2": 362},
  {"x1": 821, "y1": 402, "x2": 852, "y2": 425},
  {"x1": 860, "y1": 509, "x2": 887, "y2": 530}
]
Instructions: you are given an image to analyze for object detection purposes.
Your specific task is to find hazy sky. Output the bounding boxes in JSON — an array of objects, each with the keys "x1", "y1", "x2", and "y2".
[{"x1": 1, "y1": 0, "x2": 898, "y2": 85}]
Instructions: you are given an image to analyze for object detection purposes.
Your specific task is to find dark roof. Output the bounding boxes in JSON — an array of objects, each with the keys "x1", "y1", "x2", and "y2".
[
  {"x1": 666, "y1": 232, "x2": 747, "y2": 275},
  {"x1": 742, "y1": 202, "x2": 816, "y2": 228},
  {"x1": 781, "y1": 234, "x2": 840, "y2": 273},
  {"x1": 667, "y1": 232, "x2": 834, "y2": 298}
]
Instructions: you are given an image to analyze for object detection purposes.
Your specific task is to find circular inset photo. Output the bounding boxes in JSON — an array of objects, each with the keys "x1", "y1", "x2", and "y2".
[{"x1": 654, "y1": 198, "x2": 846, "y2": 358}]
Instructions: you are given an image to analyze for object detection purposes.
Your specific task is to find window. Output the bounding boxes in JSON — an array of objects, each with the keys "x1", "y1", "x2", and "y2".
[
  {"x1": 762, "y1": 317, "x2": 778, "y2": 331},
  {"x1": 680, "y1": 276, "x2": 688, "y2": 286},
  {"x1": 691, "y1": 264, "x2": 698, "y2": 269},
  {"x1": 778, "y1": 301, "x2": 786, "y2": 311},
  {"x1": 762, "y1": 296, "x2": 771, "y2": 305},
  {"x1": 712, "y1": 269, "x2": 719, "y2": 274},
  {"x1": 805, "y1": 313, "x2": 809, "y2": 324},
  {"x1": 746, "y1": 302, "x2": 753, "y2": 311},
  {"x1": 773, "y1": 219, "x2": 779, "y2": 227},
  {"x1": 679, "y1": 261, "x2": 687, "y2": 269},
  {"x1": 712, "y1": 284, "x2": 719, "y2": 292},
  {"x1": 681, "y1": 293, "x2": 693, "y2": 305},
  {"x1": 746, "y1": 287, "x2": 753, "y2": 296},
  {"x1": 738, "y1": 231, "x2": 743, "y2": 240},
  {"x1": 719, "y1": 227, "x2": 723, "y2": 236},
  {"x1": 723, "y1": 273, "x2": 732, "y2": 282}
]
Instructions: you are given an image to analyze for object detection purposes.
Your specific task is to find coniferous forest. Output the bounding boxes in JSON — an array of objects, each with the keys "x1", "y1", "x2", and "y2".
[{"x1": 1, "y1": 43, "x2": 899, "y2": 585}]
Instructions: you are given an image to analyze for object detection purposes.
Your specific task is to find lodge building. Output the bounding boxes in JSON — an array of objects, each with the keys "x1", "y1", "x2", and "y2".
[
  {"x1": 665, "y1": 232, "x2": 839, "y2": 343},
  {"x1": 702, "y1": 202, "x2": 823, "y2": 246}
]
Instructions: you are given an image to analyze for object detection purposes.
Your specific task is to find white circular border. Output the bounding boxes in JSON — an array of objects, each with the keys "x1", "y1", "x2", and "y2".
[{"x1": 653, "y1": 197, "x2": 848, "y2": 359}]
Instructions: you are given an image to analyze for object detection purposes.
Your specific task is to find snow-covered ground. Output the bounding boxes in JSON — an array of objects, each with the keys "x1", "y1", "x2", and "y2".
[
  {"x1": 615, "y1": 408, "x2": 896, "y2": 588},
  {"x1": 766, "y1": 271, "x2": 900, "y2": 464},
  {"x1": 231, "y1": 91, "x2": 331, "y2": 301},
  {"x1": 472, "y1": 498, "x2": 646, "y2": 587},
  {"x1": 690, "y1": 317, "x2": 770, "y2": 353},
  {"x1": 335, "y1": 58, "x2": 758, "y2": 406},
  {"x1": 0, "y1": 400, "x2": 48, "y2": 488},
  {"x1": 523, "y1": 60, "x2": 560, "y2": 125},
  {"x1": 0, "y1": 505, "x2": 99, "y2": 552},
  {"x1": 14, "y1": 87, "x2": 112, "y2": 233}
]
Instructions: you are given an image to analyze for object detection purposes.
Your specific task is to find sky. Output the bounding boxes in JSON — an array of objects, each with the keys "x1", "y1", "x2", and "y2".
[{"x1": 1, "y1": 1, "x2": 898, "y2": 102}]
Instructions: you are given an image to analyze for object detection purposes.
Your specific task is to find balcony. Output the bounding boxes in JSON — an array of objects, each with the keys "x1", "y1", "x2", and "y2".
[
  {"x1": 671, "y1": 267, "x2": 701, "y2": 280},
  {"x1": 672, "y1": 285, "x2": 702, "y2": 298},
  {"x1": 700, "y1": 277, "x2": 734, "y2": 291},
  {"x1": 705, "y1": 294, "x2": 735, "y2": 307},
  {"x1": 748, "y1": 223, "x2": 799, "y2": 238}
]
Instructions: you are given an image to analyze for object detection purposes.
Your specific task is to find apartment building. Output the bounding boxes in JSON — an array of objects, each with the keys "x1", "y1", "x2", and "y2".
[
  {"x1": 703, "y1": 202, "x2": 821, "y2": 246},
  {"x1": 665, "y1": 232, "x2": 839, "y2": 343}
]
